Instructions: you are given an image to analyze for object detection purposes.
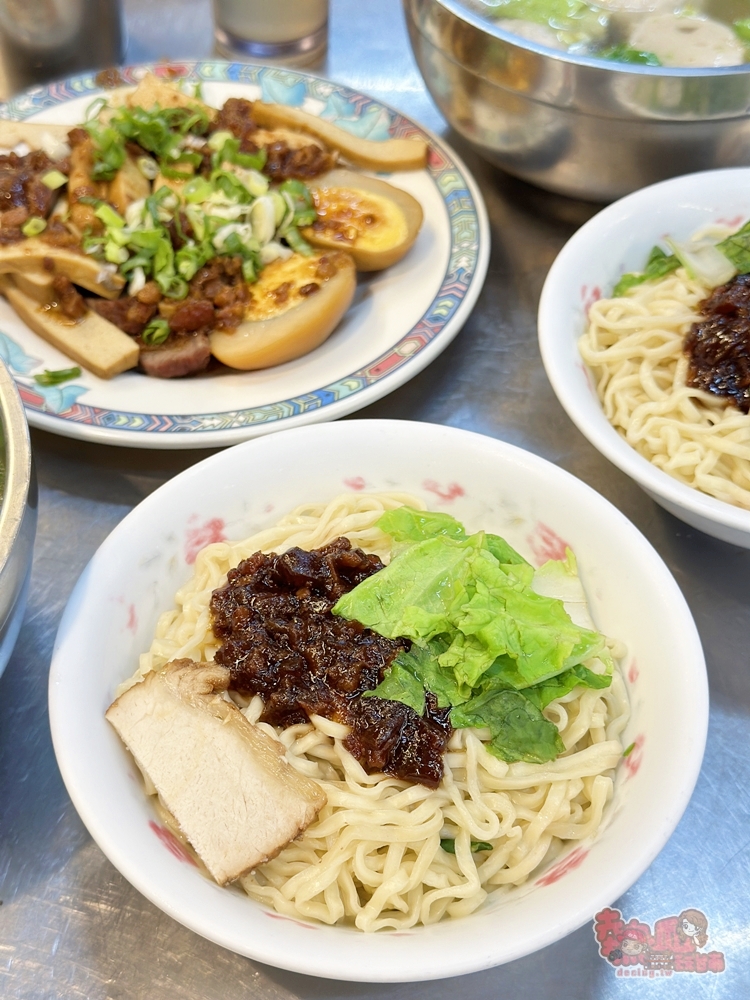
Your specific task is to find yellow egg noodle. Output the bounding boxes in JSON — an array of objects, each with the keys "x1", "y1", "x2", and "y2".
[
  {"x1": 580, "y1": 264, "x2": 750, "y2": 510},
  {"x1": 128, "y1": 493, "x2": 629, "y2": 931}
]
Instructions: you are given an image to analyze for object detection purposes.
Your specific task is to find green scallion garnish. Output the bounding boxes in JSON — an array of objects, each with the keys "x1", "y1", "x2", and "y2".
[{"x1": 33, "y1": 367, "x2": 82, "y2": 386}]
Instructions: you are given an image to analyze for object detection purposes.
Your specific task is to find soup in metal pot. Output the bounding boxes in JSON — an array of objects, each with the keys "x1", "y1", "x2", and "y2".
[{"x1": 467, "y1": 0, "x2": 750, "y2": 67}]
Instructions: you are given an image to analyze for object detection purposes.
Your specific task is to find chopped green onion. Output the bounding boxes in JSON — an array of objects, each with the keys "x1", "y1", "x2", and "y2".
[
  {"x1": 183, "y1": 177, "x2": 213, "y2": 204},
  {"x1": 33, "y1": 366, "x2": 81, "y2": 386},
  {"x1": 184, "y1": 204, "x2": 206, "y2": 241},
  {"x1": 175, "y1": 240, "x2": 215, "y2": 281},
  {"x1": 270, "y1": 190, "x2": 287, "y2": 227},
  {"x1": 104, "y1": 241, "x2": 129, "y2": 265},
  {"x1": 84, "y1": 97, "x2": 109, "y2": 122},
  {"x1": 21, "y1": 217, "x2": 47, "y2": 237},
  {"x1": 106, "y1": 226, "x2": 131, "y2": 248},
  {"x1": 211, "y1": 169, "x2": 253, "y2": 204},
  {"x1": 158, "y1": 274, "x2": 189, "y2": 299},
  {"x1": 241, "y1": 257, "x2": 257, "y2": 283},
  {"x1": 283, "y1": 225, "x2": 314, "y2": 256},
  {"x1": 129, "y1": 228, "x2": 168, "y2": 252},
  {"x1": 86, "y1": 123, "x2": 126, "y2": 181},
  {"x1": 82, "y1": 234, "x2": 106, "y2": 256},
  {"x1": 41, "y1": 170, "x2": 68, "y2": 190},
  {"x1": 227, "y1": 143, "x2": 266, "y2": 172},
  {"x1": 119, "y1": 251, "x2": 152, "y2": 275},
  {"x1": 294, "y1": 208, "x2": 317, "y2": 228},
  {"x1": 241, "y1": 169, "x2": 269, "y2": 199},
  {"x1": 210, "y1": 135, "x2": 266, "y2": 173},
  {"x1": 141, "y1": 317, "x2": 170, "y2": 346},
  {"x1": 207, "y1": 130, "x2": 234, "y2": 152},
  {"x1": 95, "y1": 203, "x2": 125, "y2": 229},
  {"x1": 159, "y1": 155, "x2": 200, "y2": 181},
  {"x1": 250, "y1": 196, "x2": 276, "y2": 245},
  {"x1": 623, "y1": 742, "x2": 635, "y2": 758},
  {"x1": 137, "y1": 156, "x2": 159, "y2": 180},
  {"x1": 128, "y1": 265, "x2": 147, "y2": 296},
  {"x1": 279, "y1": 178, "x2": 314, "y2": 211}
]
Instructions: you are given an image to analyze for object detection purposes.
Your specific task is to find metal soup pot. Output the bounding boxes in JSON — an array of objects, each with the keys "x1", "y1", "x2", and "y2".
[
  {"x1": 0, "y1": 358, "x2": 36, "y2": 679},
  {"x1": 404, "y1": 0, "x2": 750, "y2": 201}
]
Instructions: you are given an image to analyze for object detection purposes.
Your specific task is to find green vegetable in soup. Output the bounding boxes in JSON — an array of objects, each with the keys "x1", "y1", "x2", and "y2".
[
  {"x1": 483, "y1": 0, "x2": 606, "y2": 44},
  {"x1": 598, "y1": 44, "x2": 661, "y2": 66}
]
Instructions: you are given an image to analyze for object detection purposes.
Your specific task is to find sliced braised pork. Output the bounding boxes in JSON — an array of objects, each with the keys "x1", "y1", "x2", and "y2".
[{"x1": 105, "y1": 659, "x2": 327, "y2": 885}]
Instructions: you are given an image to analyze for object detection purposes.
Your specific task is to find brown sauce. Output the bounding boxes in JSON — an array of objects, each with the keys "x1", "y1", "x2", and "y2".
[
  {"x1": 210, "y1": 538, "x2": 452, "y2": 788},
  {"x1": 685, "y1": 274, "x2": 750, "y2": 412}
]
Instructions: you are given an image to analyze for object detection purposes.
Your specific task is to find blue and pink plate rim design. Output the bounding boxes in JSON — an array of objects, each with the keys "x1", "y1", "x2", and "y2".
[{"x1": 0, "y1": 61, "x2": 489, "y2": 444}]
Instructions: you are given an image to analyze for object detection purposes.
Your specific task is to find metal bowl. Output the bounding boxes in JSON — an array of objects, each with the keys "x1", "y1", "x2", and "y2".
[
  {"x1": 404, "y1": 0, "x2": 750, "y2": 200},
  {"x1": 0, "y1": 359, "x2": 36, "y2": 679}
]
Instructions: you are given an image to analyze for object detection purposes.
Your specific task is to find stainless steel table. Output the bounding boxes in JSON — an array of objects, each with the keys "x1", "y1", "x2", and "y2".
[{"x1": 1, "y1": 2, "x2": 749, "y2": 996}]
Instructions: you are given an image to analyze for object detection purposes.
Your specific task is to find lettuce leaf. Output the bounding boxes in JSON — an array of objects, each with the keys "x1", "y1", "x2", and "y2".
[
  {"x1": 718, "y1": 220, "x2": 750, "y2": 275},
  {"x1": 363, "y1": 660, "x2": 425, "y2": 715},
  {"x1": 378, "y1": 506, "x2": 528, "y2": 568},
  {"x1": 377, "y1": 507, "x2": 467, "y2": 544},
  {"x1": 613, "y1": 246, "x2": 679, "y2": 297},
  {"x1": 334, "y1": 508, "x2": 613, "y2": 763},
  {"x1": 389, "y1": 639, "x2": 471, "y2": 708},
  {"x1": 332, "y1": 533, "x2": 482, "y2": 640},
  {"x1": 450, "y1": 683, "x2": 565, "y2": 763},
  {"x1": 522, "y1": 662, "x2": 612, "y2": 710}
]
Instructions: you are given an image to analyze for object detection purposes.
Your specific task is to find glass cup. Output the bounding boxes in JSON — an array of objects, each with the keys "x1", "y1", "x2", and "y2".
[
  {"x1": 213, "y1": 0, "x2": 328, "y2": 66},
  {"x1": 0, "y1": 0, "x2": 123, "y2": 95}
]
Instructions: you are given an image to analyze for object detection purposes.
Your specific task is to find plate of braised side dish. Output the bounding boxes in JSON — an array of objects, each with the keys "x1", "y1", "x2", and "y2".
[
  {"x1": 0, "y1": 62, "x2": 488, "y2": 448},
  {"x1": 49, "y1": 420, "x2": 707, "y2": 980}
]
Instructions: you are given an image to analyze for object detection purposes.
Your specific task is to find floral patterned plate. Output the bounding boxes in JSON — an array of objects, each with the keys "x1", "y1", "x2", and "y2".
[{"x1": 0, "y1": 61, "x2": 489, "y2": 449}]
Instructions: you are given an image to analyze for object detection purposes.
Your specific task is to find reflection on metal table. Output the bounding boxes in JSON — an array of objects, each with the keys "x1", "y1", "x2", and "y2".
[{"x1": 1, "y1": 0, "x2": 748, "y2": 997}]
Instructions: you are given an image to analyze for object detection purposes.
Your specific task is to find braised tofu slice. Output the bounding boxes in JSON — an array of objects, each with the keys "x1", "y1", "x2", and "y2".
[
  {"x1": 107, "y1": 154, "x2": 151, "y2": 216},
  {"x1": 125, "y1": 73, "x2": 216, "y2": 121},
  {"x1": 0, "y1": 121, "x2": 71, "y2": 151},
  {"x1": 68, "y1": 136, "x2": 108, "y2": 232},
  {"x1": 105, "y1": 659, "x2": 327, "y2": 886},
  {"x1": 0, "y1": 275, "x2": 138, "y2": 379},
  {"x1": 0, "y1": 238, "x2": 125, "y2": 298}
]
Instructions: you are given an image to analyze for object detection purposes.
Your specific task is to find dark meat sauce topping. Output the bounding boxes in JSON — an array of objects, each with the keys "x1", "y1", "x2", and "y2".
[
  {"x1": 212, "y1": 97, "x2": 337, "y2": 181},
  {"x1": 685, "y1": 274, "x2": 750, "y2": 413},
  {"x1": 0, "y1": 149, "x2": 61, "y2": 244},
  {"x1": 210, "y1": 538, "x2": 452, "y2": 788}
]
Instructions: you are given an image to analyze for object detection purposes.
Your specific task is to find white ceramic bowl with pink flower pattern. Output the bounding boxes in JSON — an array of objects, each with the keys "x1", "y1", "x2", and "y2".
[
  {"x1": 539, "y1": 167, "x2": 750, "y2": 549},
  {"x1": 48, "y1": 420, "x2": 707, "y2": 981}
]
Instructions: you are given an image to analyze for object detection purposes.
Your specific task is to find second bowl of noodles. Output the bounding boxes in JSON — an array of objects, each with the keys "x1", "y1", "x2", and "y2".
[{"x1": 539, "y1": 167, "x2": 750, "y2": 548}]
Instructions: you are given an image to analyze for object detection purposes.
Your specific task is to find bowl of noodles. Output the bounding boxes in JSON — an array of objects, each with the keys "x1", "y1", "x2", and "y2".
[
  {"x1": 539, "y1": 167, "x2": 750, "y2": 549},
  {"x1": 48, "y1": 420, "x2": 706, "y2": 981}
]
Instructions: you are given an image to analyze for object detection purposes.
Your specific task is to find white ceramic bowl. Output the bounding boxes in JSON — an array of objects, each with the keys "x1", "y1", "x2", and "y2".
[
  {"x1": 49, "y1": 420, "x2": 707, "y2": 981},
  {"x1": 538, "y1": 167, "x2": 750, "y2": 549}
]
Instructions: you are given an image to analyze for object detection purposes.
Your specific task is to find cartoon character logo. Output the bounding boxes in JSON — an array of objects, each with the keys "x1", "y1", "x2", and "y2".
[{"x1": 594, "y1": 907, "x2": 725, "y2": 977}]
